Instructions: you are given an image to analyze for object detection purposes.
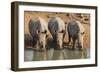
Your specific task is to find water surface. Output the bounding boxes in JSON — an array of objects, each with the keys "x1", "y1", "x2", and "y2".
[{"x1": 24, "y1": 48, "x2": 90, "y2": 61}]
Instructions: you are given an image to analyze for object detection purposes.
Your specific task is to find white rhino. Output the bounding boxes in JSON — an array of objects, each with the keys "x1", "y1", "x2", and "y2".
[
  {"x1": 66, "y1": 20, "x2": 85, "y2": 50},
  {"x1": 48, "y1": 17, "x2": 66, "y2": 49},
  {"x1": 29, "y1": 17, "x2": 49, "y2": 50}
]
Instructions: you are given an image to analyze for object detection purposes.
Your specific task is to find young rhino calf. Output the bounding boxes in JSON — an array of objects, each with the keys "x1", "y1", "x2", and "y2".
[
  {"x1": 66, "y1": 20, "x2": 85, "y2": 50},
  {"x1": 29, "y1": 17, "x2": 49, "y2": 50}
]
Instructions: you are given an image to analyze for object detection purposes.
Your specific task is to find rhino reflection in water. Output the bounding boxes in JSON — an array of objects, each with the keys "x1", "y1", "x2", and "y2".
[
  {"x1": 24, "y1": 48, "x2": 90, "y2": 61},
  {"x1": 52, "y1": 49, "x2": 67, "y2": 60},
  {"x1": 33, "y1": 51, "x2": 47, "y2": 61}
]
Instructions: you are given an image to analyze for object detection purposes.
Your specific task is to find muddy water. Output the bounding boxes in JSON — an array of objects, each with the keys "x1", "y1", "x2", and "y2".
[{"x1": 24, "y1": 48, "x2": 90, "y2": 61}]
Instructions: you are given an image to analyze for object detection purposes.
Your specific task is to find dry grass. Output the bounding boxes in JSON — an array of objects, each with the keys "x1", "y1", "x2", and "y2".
[{"x1": 24, "y1": 11, "x2": 90, "y2": 48}]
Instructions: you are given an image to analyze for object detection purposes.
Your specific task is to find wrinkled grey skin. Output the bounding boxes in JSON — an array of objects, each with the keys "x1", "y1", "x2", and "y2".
[
  {"x1": 67, "y1": 20, "x2": 85, "y2": 50},
  {"x1": 48, "y1": 17, "x2": 66, "y2": 49},
  {"x1": 29, "y1": 17, "x2": 49, "y2": 50}
]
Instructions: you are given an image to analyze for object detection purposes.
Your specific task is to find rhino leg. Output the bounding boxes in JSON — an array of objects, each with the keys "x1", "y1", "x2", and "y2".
[
  {"x1": 72, "y1": 37, "x2": 76, "y2": 49},
  {"x1": 34, "y1": 41, "x2": 39, "y2": 50},
  {"x1": 67, "y1": 34, "x2": 71, "y2": 46}
]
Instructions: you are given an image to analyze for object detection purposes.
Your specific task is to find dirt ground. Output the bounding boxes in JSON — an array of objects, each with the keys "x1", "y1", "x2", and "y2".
[{"x1": 24, "y1": 11, "x2": 90, "y2": 48}]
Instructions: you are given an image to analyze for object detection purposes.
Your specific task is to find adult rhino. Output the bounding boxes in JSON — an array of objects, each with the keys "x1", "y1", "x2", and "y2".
[
  {"x1": 66, "y1": 20, "x2": 85, "y2": 50},
  {"x1": 48, "y1": 17, "x2": 66, "y2": 49},
  {"x1": 29, "y1": 17, "x2": 49, "y2": 50}
]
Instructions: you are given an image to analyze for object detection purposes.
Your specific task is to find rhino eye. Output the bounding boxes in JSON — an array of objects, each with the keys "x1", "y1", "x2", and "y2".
[
  {"x1": 37, "y1": 30, "x2": 40, "y2": 33},
  {"x1": 44, "y1": 30, "x2": 47, "y2": 33},
  {"x1": 42, "y1": 30, "x2": 47, "y2": 34},
  {"x1": 59, "y1": 30, "x2": 64, "y2": 33}
]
